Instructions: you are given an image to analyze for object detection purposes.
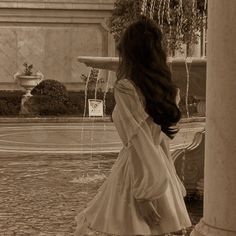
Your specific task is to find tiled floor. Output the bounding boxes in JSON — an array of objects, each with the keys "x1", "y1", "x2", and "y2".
[{"x1": 0, "y1": 152, "x2": 202, "y2": 236}]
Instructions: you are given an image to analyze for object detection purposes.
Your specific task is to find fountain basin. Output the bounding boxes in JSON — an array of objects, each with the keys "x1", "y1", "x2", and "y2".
[
  {"x1": 78, "y1": 56, "x2": 207, "y2": 99},
  {"x1": 78, "y1": 56, "x2": 207, "y2": 115},
  {"x1": 0, "y1": 121, "x2": 204, "y2": 154}
]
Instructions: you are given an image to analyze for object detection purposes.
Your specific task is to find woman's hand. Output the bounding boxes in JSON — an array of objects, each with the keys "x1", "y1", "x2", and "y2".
[{"x1": 136, "y1": 200, "x2": 161, "y2": 227}]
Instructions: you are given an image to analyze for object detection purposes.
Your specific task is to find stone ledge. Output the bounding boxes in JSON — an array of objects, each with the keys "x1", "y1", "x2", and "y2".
[
  {"x1": 0, "y1": 116, "x2": 205, "y2": 124},
  {"x1": 180, "y1": 117, "x2": 206, "y2": 124},
  {"x1": 0, "y1": 0, "x2": 115, "y2": 10},
  {"x1": 191, "y1": 219, "x2": 236, "y2": 236},
  {"x1": 0, "y1": 116, "x2": 112, "y2": 123}
]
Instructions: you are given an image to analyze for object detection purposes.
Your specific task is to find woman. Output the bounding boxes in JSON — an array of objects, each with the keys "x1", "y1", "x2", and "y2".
[{"x1": 75, "y1": 16, "x2": 192, "y2": 236}]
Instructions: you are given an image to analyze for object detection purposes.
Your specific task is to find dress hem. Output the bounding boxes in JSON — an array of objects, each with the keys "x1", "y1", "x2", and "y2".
[{"x1": 75, "y1": 213, "x2": 191, "y2": 236}]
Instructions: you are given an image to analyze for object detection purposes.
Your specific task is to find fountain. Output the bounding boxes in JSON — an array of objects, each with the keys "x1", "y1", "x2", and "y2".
[
  {"x1": 77, "y1": 55, "x2": 206, "y2": 197},
  {"x1": 77, "y1": 0, "x2": 207, "y2": 200},
  {"x1": 80, "y1": 67, "x2": 105, "y2": 160},
  {"x1": 78, "y1": 56, "x2": 207, "y2": 117}
]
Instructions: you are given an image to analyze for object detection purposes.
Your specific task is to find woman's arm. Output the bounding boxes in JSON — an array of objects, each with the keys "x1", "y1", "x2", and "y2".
[
  {"x1": 114, "y1": 79, "x2": 170, "y2": 226},
  {"x1": 129, "y1": 120, "x2": 169, "y2": 227},
  {"x1": 129, "y1": 120, "x2": 169, "y2": 201}
]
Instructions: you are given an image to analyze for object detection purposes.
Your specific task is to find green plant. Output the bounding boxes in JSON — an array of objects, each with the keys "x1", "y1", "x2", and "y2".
[
  {"x1": 24, "y1": 95, "x2": 77, "y2": 116},
  {"x1": 0, "y1": 90, "x2": 198, "y2": 117},
  {"x1": 80, "y1": 68, "x2": 106, "y2": 91},
  {"x1": 31, "y1": 79, "x2": 69, "y2": 102},
  {"x1": 24, "y1": 79, "x2": 79, "y2": 116},
  {"x1": 108, "y1": 0, "x2": 207, "y2": 54},
  {"x1": 0, "y1": 91, "x2": 23, "y2": 116},
  {"x1": 22, "y1": 62, "x2": 34, "y2": 76}
]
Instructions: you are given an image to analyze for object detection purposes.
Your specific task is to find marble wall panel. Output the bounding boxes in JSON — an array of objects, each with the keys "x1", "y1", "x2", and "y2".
[
  {"x1": 71, "y1": 25, "x2": 106, "y2": 84},
  {"x1": 0, "y1": 24, "x2": 109, "y2": 89},
  {"x1": 0, "y1": 0, "x2": 116, "y2": 90},
  {"x1": 44, "y1": 27, "x2": 72, "y2": 82},
  {"x1": 16, "y1": 27, "x2": 45, "y2": 74},
  {"x1": 0, "y1": 28, "x2": 17, "y2": 83}
]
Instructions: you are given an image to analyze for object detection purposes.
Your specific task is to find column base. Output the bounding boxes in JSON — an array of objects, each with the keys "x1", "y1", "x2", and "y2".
[{"x1": 190, "y1": 219, "x2": 236, "y2": 236}]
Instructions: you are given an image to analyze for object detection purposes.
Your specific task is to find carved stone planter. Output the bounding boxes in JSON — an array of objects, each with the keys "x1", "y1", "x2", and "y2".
[
  {"x1": 172, "y1": 130, "x2": 205, "y2": 196},
  {"x1": 13, "y1": 72, "x2": 44, "y2": 114},
  {"x1": 14, "y1": 73, "x2": 44, "y2": 97}
]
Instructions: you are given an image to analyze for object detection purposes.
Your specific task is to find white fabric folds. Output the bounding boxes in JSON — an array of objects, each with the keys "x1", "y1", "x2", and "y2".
[{"x1": 74, "y1": 79, "x2": 192, "y2": 236}]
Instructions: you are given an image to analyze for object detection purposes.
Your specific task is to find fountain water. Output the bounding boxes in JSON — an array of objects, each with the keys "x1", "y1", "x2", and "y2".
[
  {"x1": 80, "y1": 67, "x2": 92, "y2": 157},
  {"x1": 82, "y1": 68, "x2": 92, "y2": 118},
  {"x1": 94, "y1": 69, "x2": 101, "y2": 101},
  {"x1": 185, "y1": 57, "x2": 193, "y2": 118},
  {"x1": 103, "y1": 71, "x2": 111, "y2": 119},
  {"x1": 90, "y1": 70, "x2": 99, "y2": 160},
  {"x1": 141, "y1": 0, "x2": 146, "y2": 15}
]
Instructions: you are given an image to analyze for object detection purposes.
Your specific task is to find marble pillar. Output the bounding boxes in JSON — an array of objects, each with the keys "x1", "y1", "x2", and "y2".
[{"x1": 190, "y1": 0, "x2": 236, "y2": 236}]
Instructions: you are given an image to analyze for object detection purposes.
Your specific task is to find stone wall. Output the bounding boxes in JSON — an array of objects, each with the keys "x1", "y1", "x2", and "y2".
[{"x1": 0, "y1": 0, "x2": 116, "y2": 90}]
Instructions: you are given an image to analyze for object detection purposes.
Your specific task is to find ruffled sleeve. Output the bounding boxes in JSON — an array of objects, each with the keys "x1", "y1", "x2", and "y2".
[{"x1": 113, "y1": 79, "x2": 169, "y2": 201}]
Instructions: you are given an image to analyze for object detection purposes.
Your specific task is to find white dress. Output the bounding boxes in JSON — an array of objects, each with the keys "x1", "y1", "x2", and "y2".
[{"x1": 74, "y1": 79, "x2": 192, "y2": 236}]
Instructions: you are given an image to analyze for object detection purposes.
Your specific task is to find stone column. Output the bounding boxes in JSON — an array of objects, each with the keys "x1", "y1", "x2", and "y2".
[{"x1": 190, "y1": 1, "x2": 236, "y2": 236}]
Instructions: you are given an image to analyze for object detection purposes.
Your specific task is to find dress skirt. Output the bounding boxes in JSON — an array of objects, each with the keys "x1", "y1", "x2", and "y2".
[{"x1": 74, "y1": 79, "x2": 192, "y2": 236}]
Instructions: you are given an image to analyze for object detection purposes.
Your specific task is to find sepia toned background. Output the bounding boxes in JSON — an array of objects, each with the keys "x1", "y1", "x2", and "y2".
[
  {"x1": 0, "y1": 0, "x2": 205, "y2": 91},
  {"x1": 0, "y1": 0, "x2": 116, "y2": 90}
]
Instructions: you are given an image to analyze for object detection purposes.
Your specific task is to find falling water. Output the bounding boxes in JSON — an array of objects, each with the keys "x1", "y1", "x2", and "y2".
[
  {"x1": 176, "y1": 0, "x2": 183, "y2": 42},
  {"x1": 166, "y1": 0, "x2": 172, "y2": 54},
  {"x1": 83, "y1": 68, "x2": 92, "y2": 118},
  {"x1": 149, "y1": 0, "x2": 156, "y2": 19},
  {"x1": 184, "y1": 57, "x2": 192, "y2": 119},
  {"x1": 91, "y1": 68, "x2": 101, "y2": 160},
  {"x1": 157, "y1": 0, "x2": 163, "y2": 26},
  {"x1": 190, "y1": 0, "x2": 197, "y2": 51},
  {"x1": 94, "y1": 69, "x2": 101, "y2": 100},
  {"x1": 141, "y1": 0, "x2": 147, "y2": 15},
  {"x1": 80, "y1": 67, "x2": 92, "y2": 156},
  {"x1": 103, "y1": 71, "x2": 111, "y2": 120},
  {"x1": 181, "y1": 56, "x2": 193, "y2": 184},
  {"x1": 161, "y1": 0, "x2": 166, "y2": 29},
  {"x1": 203, "y1": 0, "x2": 208, "y2": 58}
]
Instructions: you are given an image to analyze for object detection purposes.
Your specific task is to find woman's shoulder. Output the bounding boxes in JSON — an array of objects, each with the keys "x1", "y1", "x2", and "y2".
[
  {"x1": 114, "y1": 78, "x2": 136, "y2": 92},
  {"x1": 115, "y1": 78, "x2": 146, "y2": 108}
]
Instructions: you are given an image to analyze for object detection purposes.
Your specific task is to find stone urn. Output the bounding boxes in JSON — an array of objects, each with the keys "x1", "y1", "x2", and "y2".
[
  {"x1": 13, "y1": 72, "x2": 44, "y2": 97},
  {"x1": 13, "y1": 71, "x2": 44, "y2": 115}
]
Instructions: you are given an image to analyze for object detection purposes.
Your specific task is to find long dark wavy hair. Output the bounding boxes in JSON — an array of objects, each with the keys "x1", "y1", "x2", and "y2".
[{"x1": 116, "y1": 16, "x2": 181, "y2": 139}]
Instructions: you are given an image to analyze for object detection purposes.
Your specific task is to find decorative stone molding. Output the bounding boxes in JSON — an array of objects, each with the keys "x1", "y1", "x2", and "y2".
[
  {"x1": 191, "y1": 219, "x2": 236, "y2": 236},
  {"x1": 0, "y1": 0, "x2": 115, "y2": 10},
  {"x1": 0, "y1": 8, "x2": 112, "y2": 25},
  {"x1": 100, "y1": 19, "x2": 110, "y2": 32},
  {"x1": 173, "y1": 130, "x2": 205, "y2": 195}
]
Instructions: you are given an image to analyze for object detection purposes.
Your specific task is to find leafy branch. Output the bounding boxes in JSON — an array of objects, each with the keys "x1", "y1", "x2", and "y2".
[{"x1": 108, "y1": 0, "x2": 207, "y2": 54}]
